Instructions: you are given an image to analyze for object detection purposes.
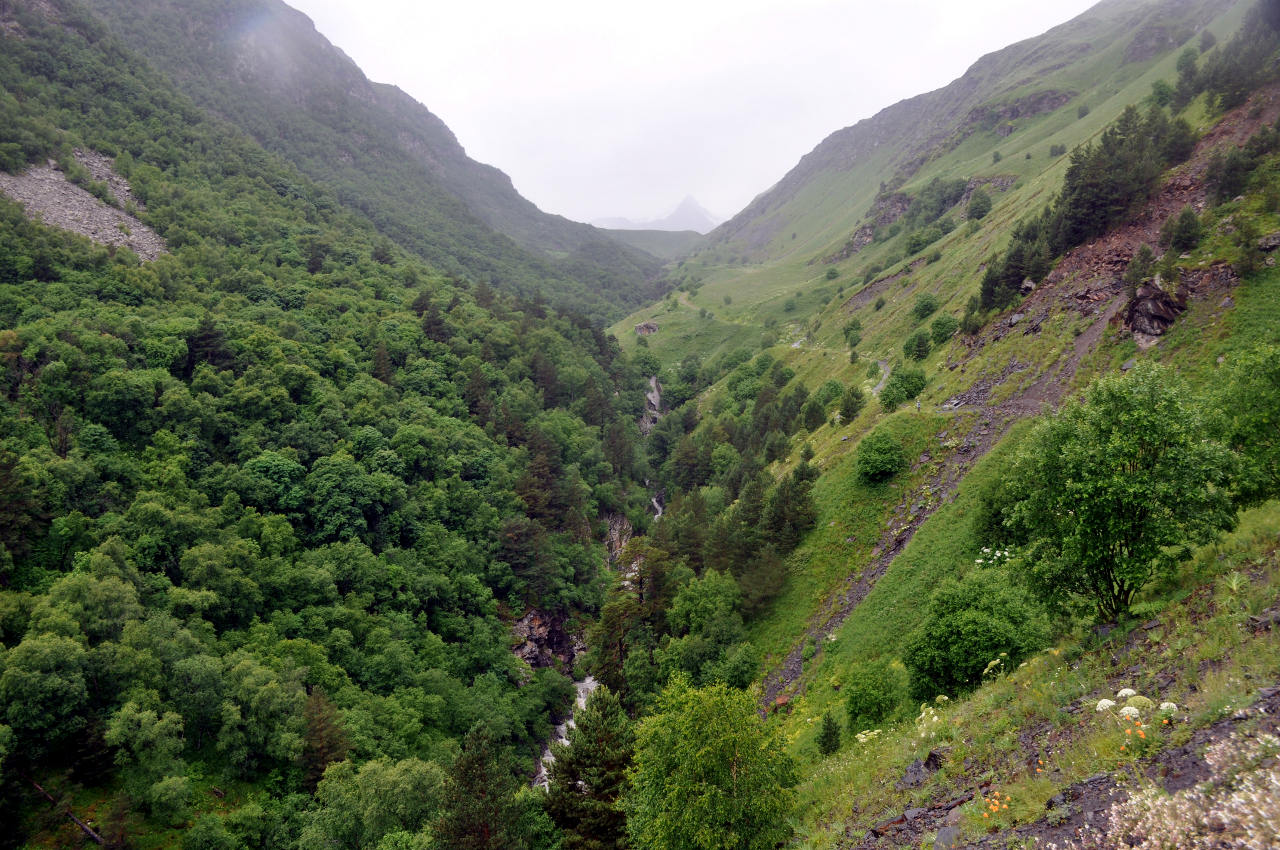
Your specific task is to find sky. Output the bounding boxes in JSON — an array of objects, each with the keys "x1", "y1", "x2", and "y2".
[{"x1": 286, "y1": 0, "x2": 1103, "y2": 225}]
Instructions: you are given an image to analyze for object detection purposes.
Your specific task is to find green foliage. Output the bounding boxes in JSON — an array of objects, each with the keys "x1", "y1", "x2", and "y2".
[
  {"x1": 1212, "y1": 345, "x2": 1280, "y2": 507},
  {"x1": 839, "y1": 386, "x2": 866, "y2": 422},
  {"x1": 300, "y1": 757, "x2": 445, "y2": 849},
  {"x1": 998, "y1": 363, "x2": 1236, "y2": 620},
  {"x1": 825, "y1": 267, "x2": 839, "y2": 280},
  {"x1": 903, "y1": 567, "x2": 1049, "y2": 699},
  {"x1": 817, "y1": 712, "x2": 841, "y2": 756},
  {"x1": 874, "y1": 296, "x2": 886, "y2": 311},
  {"x1": 903, "y1": 329, "x2": 932, "y2": 361},
  {"x1": 1160, "y1": 206, "x2": 1203, "y2": 252},
  {"x1": 982, "y1": 105, "x2": 1196, "y2": 310},
  {"x1": 856, "y1": 430, "x2": 908, "y2": 484},
  {"x1": 844, "y1": 658, "x2": 909, "y2": 731},
  {"x1": 435, "y1": 727, "x2": 527, "y2": 850},
  {"x1": 930, "y1": 315, "x2": 959, "y2": 344},
  {"x1": 879, "y1": 366, "x2": 926, "y2": 412},
  {"x1": 547, "y1": 686, "x2": 634, "y2": 850},
  {"x1": 623, "y1": 677, "x2": 795, "y2": 850},
  {"x1": 1123, "y1": 244, "x2": 1156, "y2": 289},
  {"x1": 912, "y1": 293, "x2": 940, "y2": 320},
  {"x1": 967, "y1": 188, "x2": 992, "y2": 221}
]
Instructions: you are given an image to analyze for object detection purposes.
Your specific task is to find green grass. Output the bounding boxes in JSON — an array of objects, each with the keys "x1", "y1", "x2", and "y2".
[{"x1": 782, "y1": 500, "x2": 1280, "y2": 846}]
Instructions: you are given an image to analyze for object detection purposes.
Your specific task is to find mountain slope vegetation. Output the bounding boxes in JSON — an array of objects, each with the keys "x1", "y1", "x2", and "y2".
[
  {"x1": 80, "y1": 0, "x2": 665, "y2": 323},
  {"x1": 2, "y1": 0, "x2": 1280, "y2": 847}
]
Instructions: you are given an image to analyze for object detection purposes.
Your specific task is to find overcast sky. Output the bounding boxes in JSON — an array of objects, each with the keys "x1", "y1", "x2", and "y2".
[{"x1": 286, "y1": 0, "x2": 1103, "y2": 224}]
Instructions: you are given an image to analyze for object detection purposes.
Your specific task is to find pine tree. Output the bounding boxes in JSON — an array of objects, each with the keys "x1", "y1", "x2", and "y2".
[
  {"x1": 817, "y1": 712, "x2": 841, "y2": 756},
  {"x1": 301, "y1": 688, "x2": 350, "y2": 792},
  {"x1": 547, "y1": 686, "x2": 634, "y2": 850},
  {"x1": 435, "y1": 727, "x2": 526, "y2": 850}
]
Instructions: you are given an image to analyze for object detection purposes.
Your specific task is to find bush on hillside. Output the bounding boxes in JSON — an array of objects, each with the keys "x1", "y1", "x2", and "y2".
[
  {"x1": 879, "y1": 366, "x2": 926, "y2": 412},
  {"x1": 845, "y1": 658, "x2": 910, "y2": 731},
  {"x1": 912, "y1": 293, "x2": 940, "y2": 320},
  {"x1": 931, "y1": 315, "x2": 960, "y2": 344},
  {"x1": 1160, "y1": 206, "x2": 1202, "y2": 252},
  {"x1": 903, "y1": 567, "x2": 1049, "y2": 700},
  {"x1": 856, "y1": 430, "x2": 908, "y2": 484},
  {"x1": 967, "y1": 188, "x2": 992, "y2": 220},
  {"x1": 903, "y1": 329, "x2": 932, "y2": 361}
]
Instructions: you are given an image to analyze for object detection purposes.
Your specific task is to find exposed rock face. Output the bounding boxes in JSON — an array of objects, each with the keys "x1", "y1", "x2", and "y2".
[
  {"x1": 634, "y1": 321, "x2": 659, "y2": 336},
  {"x1": 1124, "y1": 23, "x2": 1189, "y2": 63},
  {"x1": 1124, "y1": 283, "x2": 1187, "y2": 335},
  {"x1": 512, "y1": 610, "x2": 577, "y2": 670},
  {"x1": 1259, "y1": 230, "x2": 1280, "y2": 252},
  {"x1": 959, "y1": 90, "x2": 1077, "y2": 139},
  {"x1": 822, "y1": 193, "x2": 911, "y2": 263},
  {"x1": 0, "y1": 151, "x2": 166, "y2": 260}
]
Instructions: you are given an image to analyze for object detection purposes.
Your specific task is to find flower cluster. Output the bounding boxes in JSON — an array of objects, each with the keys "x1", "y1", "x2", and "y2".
[{"x1": 974, "y1": 547, "x2": 1014, "y2": 568}]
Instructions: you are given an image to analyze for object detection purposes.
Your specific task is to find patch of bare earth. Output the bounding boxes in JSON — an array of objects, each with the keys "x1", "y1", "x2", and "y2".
[
  {"x1": 0, "y1": 150, "x2": 166, "y2": 261},
  {"x1": 759, "y1": 84, "x2": 1280, "y2": 710}
]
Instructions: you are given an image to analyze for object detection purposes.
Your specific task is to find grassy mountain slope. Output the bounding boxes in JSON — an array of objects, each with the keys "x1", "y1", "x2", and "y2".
[
  {"x1": 81, "y1": 0, "x2": 666, "y2": 322},
  {"x1": 605, "y1": 0, "x2": 1280, "y2": 843}
]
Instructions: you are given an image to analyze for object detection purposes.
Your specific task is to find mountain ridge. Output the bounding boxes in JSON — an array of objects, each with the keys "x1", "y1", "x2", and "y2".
[{"x1": 81, "y1": 0, "x2": 666, "y2": 320}]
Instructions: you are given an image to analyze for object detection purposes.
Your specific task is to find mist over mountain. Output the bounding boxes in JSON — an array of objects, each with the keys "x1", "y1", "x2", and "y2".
[{"x1": 593, "y1": 196, "x2": 723, "y2": 234}]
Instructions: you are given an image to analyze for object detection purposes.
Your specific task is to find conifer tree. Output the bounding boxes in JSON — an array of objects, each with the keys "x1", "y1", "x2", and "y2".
[
  {"x1": 817, "y1": 712, "x2": 841, "y2": 756},
  {"x1": 435, "y1": 727, "x2": 526, "y2": 850},
  {"x1": 547, "y1": 686, "x2": 634, "y2": 850},
  {"x1": 301, "y1": 688, "x2": 350, "y2": 792}
]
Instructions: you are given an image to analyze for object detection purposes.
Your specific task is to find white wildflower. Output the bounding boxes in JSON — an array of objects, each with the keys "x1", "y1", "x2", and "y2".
[
  {"x1": 1096, "y1": 699, "x2": 1116, "y2": 712},
  {"x1": 1116, "y1": 688, "x2": 1137, "y2": 699},
  {"x1": 1118, "y1": 706, "x2": 1141, "y2": 719},
  {"x1": 1159, "y1": 702, "x2": 1177, "y2": 713}
]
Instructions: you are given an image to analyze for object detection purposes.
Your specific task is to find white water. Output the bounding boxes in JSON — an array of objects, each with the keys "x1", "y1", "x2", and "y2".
[{"x1": 532, "y1": 675, "x2": 600, "y2": 788}]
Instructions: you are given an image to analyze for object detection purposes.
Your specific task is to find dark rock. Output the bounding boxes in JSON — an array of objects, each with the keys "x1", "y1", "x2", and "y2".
[
  {"x1": 512, "y1": 609, "x2": 576, "y2": 669},
  {"x1": 1121, "y1": 359, "x2": 1137, "y2": 372},
  {"x1": 897, "y1": 749, "x2": 946, "y2": 789},
  {"x1": 634, "y1": 321, "x2": 659, "y2": 335},
  {"x1": 935, "y1": 826, "x2": 961, "y2": 849},
  {"x1": 1124, "y1": 284, "x2": 1186, "y2": 336},
  {"x1": 904, "y1": 807, "x2": 927, "y2": 822},
  {"x1": 1260, "y1": 231, "x2": 1280, "y2": 252}
]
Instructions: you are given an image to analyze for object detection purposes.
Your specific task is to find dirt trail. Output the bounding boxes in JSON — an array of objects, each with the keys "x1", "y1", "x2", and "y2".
[{"x1": 758, "y1": 82, "x2": 1280, "y2": 710}]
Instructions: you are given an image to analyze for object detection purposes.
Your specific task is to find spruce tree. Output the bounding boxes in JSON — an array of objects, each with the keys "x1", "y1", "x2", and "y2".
[
  {"x1": 547, "y1": 686, "x2": 634, "y2": 850},
  {"x1": 817, "y1": 712, "x2": 841, "y2": 756},
  {"x1": 435, "y1": 727, "x2": 526, "y2": 850}
]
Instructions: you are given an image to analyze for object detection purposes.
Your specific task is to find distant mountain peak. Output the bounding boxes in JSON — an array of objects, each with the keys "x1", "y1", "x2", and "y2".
[{"x1": 594, "y1": 197, "x2": 722, "y2": 234}]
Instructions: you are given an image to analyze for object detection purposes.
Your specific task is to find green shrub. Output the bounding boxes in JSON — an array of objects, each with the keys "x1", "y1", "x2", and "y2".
[
  {"x1": 879, "y1": 366, "x2": 926, "y2": 412},
  {"x1": 931, "y1": 315, "x2": 960, "y2": 344},
  {"x1": 1160, "y1": 205, "x2": 1202, "y2": 252},
  {"x1": 825, "y1": 267, "x2": 839, "y2": 280},
  {"x1": 903, "y1": 329, "x2": 932, "y2": 361},
  {"x1": 874, "y1": 296, "x2": 886, "y2": 311},
  {"x1": 903, "y1": 568, "x2": 1049, "y2": 700},
  {"x1": 912, "y1": 293, "x2": 940, "y2": 320},
  {"x1": 856, "y1": 429, "x2": 907, "y2": 484},
  {"x1": 839, "y1": 386, "x2": 865, "y2": 422},
  {"x1": 967, "y1": 189, "x2": 992, "y2": 220},
  {"x1": 845, "y1": 658, "x2": 909, "y2": 731}
]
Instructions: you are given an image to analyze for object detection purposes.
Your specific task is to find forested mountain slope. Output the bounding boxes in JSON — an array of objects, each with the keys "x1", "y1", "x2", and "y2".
[
  {"x1": 81, "y1": 0, "x2": 665, "y2": 323},
  {"x1": 0, "y1": 0, "x2": 656, "y2": 843}
]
